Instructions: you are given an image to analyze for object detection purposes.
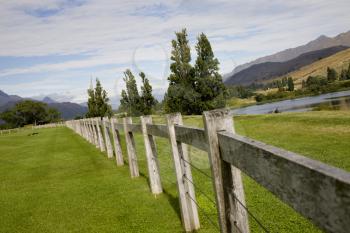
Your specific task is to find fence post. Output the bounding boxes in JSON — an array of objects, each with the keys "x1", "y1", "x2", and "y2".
[
  {"x1": 82, "y1": 119, "x2": 88, "y2": 141},
  {"x1": 103, "y1": 117, "x2": 114, "y2": 159},
  {"x1": 95, "y1": 117, "x2": 106, "y2": 152},
  {"x1": 86, "y1": 119, "x2": 93, "y2": 143},
  {"x1": 110, "y1": 117, "x2": 124, "y2": 166},
  {"x1": 140, "y1": 115, "x2": 162, "y2": 195},
  {"x1": 166, "y1": 113, "x2": 200, "y2": 232},
  {"x1": 90, "y1": 118, "x2": 100, "y2": 148},
  {"x1": 203, "y1": 109, "x2": 249, "y2": 233},
  {"x1": 123, "y1": 117, "x2": 139, "y2": 178}
]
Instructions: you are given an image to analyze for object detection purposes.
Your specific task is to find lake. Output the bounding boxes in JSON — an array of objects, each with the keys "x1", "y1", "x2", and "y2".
[{"x1": 231, "y1": 90, "x2": 350, "y2": 115}]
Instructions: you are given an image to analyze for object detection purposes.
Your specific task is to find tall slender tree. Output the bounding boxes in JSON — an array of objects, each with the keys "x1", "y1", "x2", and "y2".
[
  {"x1": 194, "y1": 33, "x2": 226, "y2": 110},
  {"x1": 119, "y1": 70, "x2": 156, "y2": 116},
  {"x1": 327, "y1": 67, "x2": 338, "y2": 82},
  {"x1": 140, "y1": 72, "x2": 156, "y2": 115},
  {"x1": 165, "y1": 29, "x2": 201, "y2": 114},
  {"x1": 86, "y1": 78, "x2": 112, "y2": 117},
  {"x1": 347, "y1": 63, "x2": 350, "y2": 80},
  {"x1": 287, "y1": 77, "x2": 295, "y2": 91}
]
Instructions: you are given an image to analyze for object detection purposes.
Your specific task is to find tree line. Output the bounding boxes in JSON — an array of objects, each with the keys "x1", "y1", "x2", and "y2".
[
  {"x1": 0, "y1": 100, "x2": 60, "y2": 129},
  {"x1": 86, "y1": 28, "x2": 226, "y2": 117}
]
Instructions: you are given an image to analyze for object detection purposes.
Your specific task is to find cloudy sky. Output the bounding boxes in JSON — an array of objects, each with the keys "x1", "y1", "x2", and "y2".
[{"x1": 0, "y1": 0, "x2": 349, "y2": 107}]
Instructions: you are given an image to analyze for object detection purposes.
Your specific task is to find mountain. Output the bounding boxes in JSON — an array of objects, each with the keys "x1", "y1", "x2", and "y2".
[
  {"x1": 0, "y1": 91, "x2": 87, "y2": 120},
  {"x1": 47, "y1": 102, "x2": 87, "y2": 119},
  {"x1": 225, "y1": 45, "x2": 349, "y2": 85},
  {"x1": 42, "y1": 96, "x2": 57, "y2": 104},
  {"x1": 0, "y1": 90, "x2": 22, "y2": 106},
  {"x1": 225, "y1": 30, "x2": 350, "y2": 78},
  {"x1": 276, "y1": 48, "x2": 350, "y2": 87}
]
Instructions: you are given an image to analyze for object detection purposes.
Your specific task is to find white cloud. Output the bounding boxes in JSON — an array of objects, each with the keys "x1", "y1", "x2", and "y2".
[{"x1": 0, "y1": 0, "x2": 349, "y2": 105}]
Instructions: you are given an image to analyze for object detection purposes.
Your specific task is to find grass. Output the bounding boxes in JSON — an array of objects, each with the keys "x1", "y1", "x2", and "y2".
[{"x1": 1, "y1": 111, "x2": 350, "y2": 232}]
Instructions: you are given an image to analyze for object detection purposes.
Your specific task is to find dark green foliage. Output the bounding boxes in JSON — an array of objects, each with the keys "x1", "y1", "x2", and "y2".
[
  {"x1": 165, "y1": 29, "x2": 198, "y2": 114},
  {"x1": 140, "y1": 72, "x2": 157, "y2": 115},
  {"x1": 227, "y1": 86, "x2": 254, "y2": 99},
  {"x1": 287, "y1": 77, "x2": 295, "y2": 91},
  {"x1": 194, "y1": 33, "x2": 226, "y2": 111},
  {"x1": 165, "y1": 29, "x2": 226, "y2": 114},
  {"x1": 0, "y1": 100, "x2": 60, "y2": 127},
  {"x1": 305, "y1": 75, "x2": 328, "y2": 92},
  {"x1": 327, "y1": 67, "x2": 338, "y2": 82},
  {"x1": 340, "y1": 69, "x2": 348, "y2": 80},
  {"x1": 86, "y1": 79, "x2": 112, "y2": 118},
  {"x1": 119, "y1": 70, "x2": 156, "y2": 116},
  {"x1": 347, "y1": 63, "x2": 350, "y2": 80}
]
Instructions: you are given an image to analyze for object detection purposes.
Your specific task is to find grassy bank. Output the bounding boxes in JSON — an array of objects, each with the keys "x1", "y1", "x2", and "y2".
[{"x1": 1, "y1": 111, "x2": 349, "y2": 232}]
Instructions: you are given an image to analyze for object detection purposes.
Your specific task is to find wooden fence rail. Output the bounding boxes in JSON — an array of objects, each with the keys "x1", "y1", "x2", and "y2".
[
  {"x1": 0, "y1": 122, "x2": 64, "y2": 135},
  {"x1": 65, "y1": 109, "x2": 350, "y2": 233}
]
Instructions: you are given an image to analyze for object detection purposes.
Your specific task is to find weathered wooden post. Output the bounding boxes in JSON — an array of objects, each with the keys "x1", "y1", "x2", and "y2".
[
  {"x1": 140, "y1": 115, "x2": 162, "y2": 195},
  {"x1": 103, "y1": 117, "x2": 114, "y2": 158},
  {"x1": 166, "y1": 113, "x2": 200, "y2": 232},
  {"x1": 82, "y1": 119, "x2": 88, "y2": 140},
  {"x1": 95, "y1": 117, "x2": 106, "y2": 152},
  {"x1": 90, "y1": 118, "x2": 100, "y2": 148},
  {"x1": 123, "y1": 117, "x2": 139, "y2": 178},
  {"x1": 110, "y1": 117, "x2": 124, "y2": 166},
  {"x1": 203, "y1": 109, "x2": 249, "y2": 233},
  {"x1": 87, "y1": 119, "x2": 95, "y2": 144}
]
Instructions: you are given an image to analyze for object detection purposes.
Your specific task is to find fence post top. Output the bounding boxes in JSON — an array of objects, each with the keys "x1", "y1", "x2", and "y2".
[
  {"x1": 140, "y1": 115, "x2": 151, "y2": 120},
  {"x1": 203, "y1": 108, "x2": 231, "y2": 118},
  {"x1": 166, "y1": 112, "x2": 182, "y2": 124}
]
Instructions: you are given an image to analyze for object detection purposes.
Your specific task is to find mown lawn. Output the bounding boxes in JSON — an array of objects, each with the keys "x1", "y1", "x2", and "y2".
[{"x1": 1, "y1": 110, "x2": 349, "y2": 232}]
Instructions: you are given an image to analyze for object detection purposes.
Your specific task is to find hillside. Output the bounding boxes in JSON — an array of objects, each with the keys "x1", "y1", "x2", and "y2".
[
  {"x1": 275, "y1": 48, "x2": 350, "y2": 87},
  {"x1": 0, "y1": 90, "x2": 87, "y2": 120},
  {"x1": 225, "y1": 46, "x2": 348, "y2": 85},
  {"x1": 225, "y1": 30, "x2": 350, "y2": 78}
]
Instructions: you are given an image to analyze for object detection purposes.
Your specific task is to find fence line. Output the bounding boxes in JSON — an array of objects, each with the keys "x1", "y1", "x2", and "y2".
[
  {"x1": 0, "y1": 122, "x2": 64, "y2": 135},
  {"x1": 65, "y1": 109, "x2": 350, "y2": 233}
]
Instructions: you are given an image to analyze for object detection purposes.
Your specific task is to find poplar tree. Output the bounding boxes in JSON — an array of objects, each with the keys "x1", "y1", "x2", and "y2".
[
  {"x1": 119, "y1": 70, "x2": 156, "y2": 116},
  {"x1": 287, "y1": 77, "x2": 294, "y2": 91},
  {"x1": 165, "y1": 29, "x2": 201, "y2": 114},
  {"x1": 140, "y1": 72, "x2": 156, "y2": 115},
  {"x1": 86, "y1": 79, "x2": 112, "y2": 117},
  {"x1": 194, "y1": 33, "x2": 226, "y2": 110},
  {"x1": 327, "y1": 67, "x2": 338, "y2": 82}
]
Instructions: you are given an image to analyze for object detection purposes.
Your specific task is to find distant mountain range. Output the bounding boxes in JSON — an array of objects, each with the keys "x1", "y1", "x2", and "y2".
[
  {"x1": 225, "y1": 45, "x2": 348, "y2": 85},
  {"x1": 225, "y1": 30, "x2": 350, "y2": 85},
  {"x1": 0, "y1": 90, "x2": 87, "y2": 120}
]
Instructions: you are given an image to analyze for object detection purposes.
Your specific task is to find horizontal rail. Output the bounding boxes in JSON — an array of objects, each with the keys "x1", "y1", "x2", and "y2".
[
  {"x1": 126, "y1": 123, "x2": 142, "y2": 133},
  {"x1": 174, "y1": 125, "x2": 208, "y2": 152},
  {"x1": 114, "y1": 123, "x2": 124, "y2": 131},
  {"x1": 218, "y1": 131, "x2": 350, "y2": 233},
  {"x1": 146, "y1": 124, "x2": 168, "y2": 138}
]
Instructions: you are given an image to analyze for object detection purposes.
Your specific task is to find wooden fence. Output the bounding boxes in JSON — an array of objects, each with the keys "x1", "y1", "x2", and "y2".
[
  {"x1": 0, "y1": 123, "x2": 65, "y2": 135},
  {"x1": 65, "y1": 109, "x2": 350, "y2": 233}
]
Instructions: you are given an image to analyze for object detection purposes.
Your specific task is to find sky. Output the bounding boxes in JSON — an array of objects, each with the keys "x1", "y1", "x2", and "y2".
[{"x1": 0, "y1": 0, "x2": 349, "y2": 107}]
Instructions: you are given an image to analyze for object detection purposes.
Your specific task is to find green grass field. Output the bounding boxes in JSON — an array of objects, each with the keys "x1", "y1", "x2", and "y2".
[{"x1": 1, "y1": 111, "x2": 349, "y2": 232}]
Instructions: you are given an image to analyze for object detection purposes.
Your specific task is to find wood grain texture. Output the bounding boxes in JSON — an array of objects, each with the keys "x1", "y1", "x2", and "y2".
[
  {"x1": 203, "y1": 109, "x2": 249, "y2": 233},
  {"x1": 218, "y1": 131, "x2": 350, "y2": 233},
  {"x1": 146, "y1": 124, "x2": 169, "y2": 138},
  {"x1": 174, "y1": 125, "x2": 208, "y2": 152},
  {"x1": 123, "y1": 117, "x2": 139, "y2": 178},
  {"x1": 141, "y1": 116, "x2": 162, "y2": 194}
]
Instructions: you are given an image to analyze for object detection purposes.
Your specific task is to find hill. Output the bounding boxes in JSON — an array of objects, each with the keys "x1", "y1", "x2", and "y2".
[
  {"x1": 274, "y1": 48, "x2": 350, "y2": 87},
  {"x1": 0, "y1": 90, "x2": 87, "y2": 120},
  {"x1": 224, "y1": 30, "x2": 350, "y2": 78},
  {"x1": 225, "y1": 46, "x2": 348, "y2": 85}
]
